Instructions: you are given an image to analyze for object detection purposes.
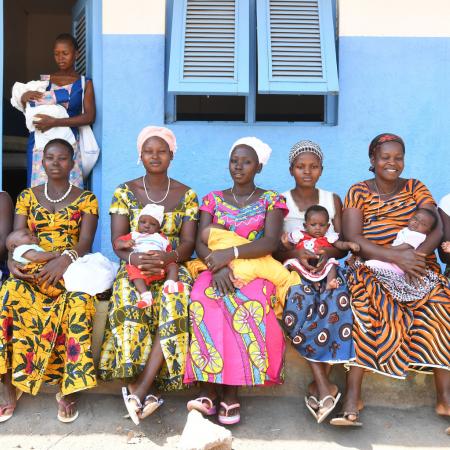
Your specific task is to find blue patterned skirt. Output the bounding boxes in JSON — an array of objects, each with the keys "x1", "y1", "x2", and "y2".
[{"x1": 282, "y1": 267, "x2": 355, "y2": 363}]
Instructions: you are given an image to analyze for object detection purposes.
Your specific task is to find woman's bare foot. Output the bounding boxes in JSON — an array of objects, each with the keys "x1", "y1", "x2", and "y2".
[
  {"x1": 56, "y1": 393, "x2": 78, "y2": 422},
  {"x1": 435, "y1": 402, "x2": 450, "y2": 417}
]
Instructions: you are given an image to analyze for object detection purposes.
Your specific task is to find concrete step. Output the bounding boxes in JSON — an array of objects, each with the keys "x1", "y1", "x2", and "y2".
[{"x1": 42, "y1": 301, "x2": 437, "y2": 408}]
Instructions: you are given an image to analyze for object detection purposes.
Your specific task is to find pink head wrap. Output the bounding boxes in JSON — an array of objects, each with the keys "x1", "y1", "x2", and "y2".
[{"x1": 136, "y1": 126, "x2": 177, "y2": 164}]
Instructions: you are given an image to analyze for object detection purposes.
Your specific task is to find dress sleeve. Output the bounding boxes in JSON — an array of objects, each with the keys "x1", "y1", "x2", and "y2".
[
  {"x1": 109, "y1": 185, "x2": 129, "y2": 216},
  {"x1": 15, "y1": 189, "x2": 32, "y2": 216},
  {"x1": 183, "y1": 189, "x2": 200, "y2": 222},
  {"x1": 199, "y1": 191, "x2": 217, "y2": 216},
  {"x1": 344, "y1": 183, "x2": 366, "y2": 209},
  {"x1": 411, "y1": 179, "x2": 436, "y2": 208},
  {"x1": 265, "y1": 191, "x2": 289, "y2": 216},
  {"x1": 79, "y1": 191, "x2": 99, "y2": 215}
]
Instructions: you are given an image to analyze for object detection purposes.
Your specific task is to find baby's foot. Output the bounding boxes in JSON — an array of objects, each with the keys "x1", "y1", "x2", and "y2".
[
  {"x1": 137, "y1": 291, "x2": 153, "y2": 309},
  {"x1": 326, "y1": 279, "x2": 338, "y2": 290}
]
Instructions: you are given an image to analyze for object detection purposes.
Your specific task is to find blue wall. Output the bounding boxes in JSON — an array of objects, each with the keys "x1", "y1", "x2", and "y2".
[{"x1": 98, "y1": 35, "x2": 450, "y2": 258}]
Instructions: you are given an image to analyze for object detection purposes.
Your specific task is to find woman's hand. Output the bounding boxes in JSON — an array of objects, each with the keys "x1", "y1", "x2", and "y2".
[
  {"x1": 33, "y1": 114, "x2": 57, "y2": 132},
  {"x1": 21, "y1": 90, "x2": 43, "y2": 106},
  {"x1": 130, "y1": 251, "x2": 169, "y2": 277},
  {"x1": 205, "y1": 248, "x2": 234, "y2": 273},
  {"x1": 394, "y1": 248, "x2": 427, "y2": 279},
  {"x1": 35, "y1": 254, "x2": 71, "y2": 287},
  {"x1": 212, "y1": 266, "x2": 235, "y2": 296},
  {"x1": 8, "y1": 259, "x2": 35, "y2": 282},
  {"x1": 295, "y1": 247, "x2": 327, "y2": 272}
]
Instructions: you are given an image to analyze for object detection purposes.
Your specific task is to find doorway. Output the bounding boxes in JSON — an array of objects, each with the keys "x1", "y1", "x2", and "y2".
[{"x1": 2, "y1": 0, "x2": 77, "y2": 201}]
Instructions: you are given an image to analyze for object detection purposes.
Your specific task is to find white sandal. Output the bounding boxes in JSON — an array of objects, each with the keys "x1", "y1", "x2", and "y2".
[
  {"x1": 122, "y1": 386, "x2": 142, "y2": 425},
  {"x1": 140, "y1": 394, "x2": 164, "y2": 419}
]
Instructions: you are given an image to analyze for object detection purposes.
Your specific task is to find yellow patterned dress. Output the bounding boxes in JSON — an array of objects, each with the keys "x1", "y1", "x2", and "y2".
[
  {"x1": 0, "y1": 188, "x2": 98, "y2": 395},
  {"x1": 99, "y1": 184, "x2": 199, "y2": 391}
]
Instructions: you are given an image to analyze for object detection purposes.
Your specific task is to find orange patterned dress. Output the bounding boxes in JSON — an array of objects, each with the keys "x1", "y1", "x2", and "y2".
[{"x1": 344, "y1": 179, "x2": 450, "y2": 378}]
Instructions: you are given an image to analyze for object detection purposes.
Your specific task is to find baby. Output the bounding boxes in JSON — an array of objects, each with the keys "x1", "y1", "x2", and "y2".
[
  {"x1": 199, "y1": 224, "x2": 300, "y2": 317},
  {"x1": 366, "y1": 208, "x2": 437, "y2": 273},
  {"x1": 282, "y1": 205, "x2": 360, "y2": 289},
  {"x1": 6, "y1": 228, "x2": 63, "y2": 296},
  {"x1": 114, "y1": 203, "x2": 181, "y2": 309}
]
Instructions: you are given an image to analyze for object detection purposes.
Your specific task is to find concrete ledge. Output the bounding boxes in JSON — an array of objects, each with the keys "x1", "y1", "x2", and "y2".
[{"x1": 41, "y1": 300, "x2": 436, "y2": 409}]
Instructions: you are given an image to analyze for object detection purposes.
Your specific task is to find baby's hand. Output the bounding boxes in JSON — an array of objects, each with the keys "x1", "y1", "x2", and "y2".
[
  {"x1": 348, "y1": 242, "x2": 360, "y2": 253},
  {"x1": 281, "y1": 232, "x2": 294, "y2": 249},
  {"x1": 441, "y1": 241, "x2": 450, "y2": 253},
  {"x1": 115, "y1": 239, "x2": 135, "y2": 251}
]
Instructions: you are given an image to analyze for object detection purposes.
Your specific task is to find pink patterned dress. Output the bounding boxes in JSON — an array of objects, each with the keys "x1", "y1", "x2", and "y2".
[{"x1": 184, "y1": 190, "x2": 287, "y2": 386}]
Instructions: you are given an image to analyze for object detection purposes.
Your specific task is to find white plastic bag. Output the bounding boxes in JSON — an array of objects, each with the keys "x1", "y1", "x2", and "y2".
[{"x1": 79, "y1": 75, "x2": 100, "y2": 179}]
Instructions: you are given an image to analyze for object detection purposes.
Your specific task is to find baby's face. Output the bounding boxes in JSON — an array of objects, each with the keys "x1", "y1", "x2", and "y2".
[
  {"x1": 304, "y1": 212, "x2": 330, "y2": 238},
  {"x1": 408, "y1": 211, "x2": 434, "y2": 235},
  {"x1": 137, "y1": 215, "x2": 160, "y2": 234}
]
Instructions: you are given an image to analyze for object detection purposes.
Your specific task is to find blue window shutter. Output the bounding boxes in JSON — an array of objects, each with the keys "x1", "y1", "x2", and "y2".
[
  {"x1": 256, "y1": 0, "x2": 339, "y2": 95},
  {"x1": 168, "y1": 0, "x2": 249, "y2": 95},
  {"x1": 72, "y1": 0, "x2": 91, "y2": 76}
]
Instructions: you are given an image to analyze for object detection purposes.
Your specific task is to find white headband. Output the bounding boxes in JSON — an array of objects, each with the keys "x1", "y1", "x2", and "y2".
[{"x1": 229, "y1": 137, "x2": 272, "y2": 166}]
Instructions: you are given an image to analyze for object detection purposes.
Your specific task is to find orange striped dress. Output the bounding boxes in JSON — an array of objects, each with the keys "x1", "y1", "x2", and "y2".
[{"x1": 344, "y1": 179, "x2": 450, "y2": 378}]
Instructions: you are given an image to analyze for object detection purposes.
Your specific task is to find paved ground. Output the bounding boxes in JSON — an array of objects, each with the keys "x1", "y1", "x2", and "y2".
[{"x1": 0, "y1": 393, "x2": 448, "y2": 450}]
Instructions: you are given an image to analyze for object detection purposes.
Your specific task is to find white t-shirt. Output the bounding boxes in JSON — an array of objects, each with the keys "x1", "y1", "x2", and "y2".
[
  {"x1": 392, "y1": 228, "x2": 426, "y2": 249},
  {"x1": 438, "y1": 193, "x2": 450, "y2": 216},
  {"x1": 282, "y1": 188, "x2": 337, "y2": 234}
]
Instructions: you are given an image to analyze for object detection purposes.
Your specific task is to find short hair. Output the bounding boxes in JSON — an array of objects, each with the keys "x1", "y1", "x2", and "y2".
[
  {"x1": 305, "y1": 205, "x2": 329, "y2": 222},
  {"x1": 55, "y1": 33, "x2": 79, "y2": 51},
  {"x1": 43, "y1": 138, "x2": 74, "y2": 159},
  {"x1": 415, "y1": 208, "x2": 438, "y2": 231}
]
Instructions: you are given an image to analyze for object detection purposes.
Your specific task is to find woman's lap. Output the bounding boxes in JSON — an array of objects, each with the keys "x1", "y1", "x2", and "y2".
[
  {"x1": 348, "y1": 265, "x2": 450, "y2": 377},
  {"x1": 282, "y1": 266, "x2": 355, "y2": 364},
  {"x1": 0, "y1": 277, "x2": 96, "y2": 395},
  {"x1": 184, "y1": 272, "x2": 284, "y2": 386},
  {"x1": 98, "y1": 264, "x2": 192, "y2": 391}
]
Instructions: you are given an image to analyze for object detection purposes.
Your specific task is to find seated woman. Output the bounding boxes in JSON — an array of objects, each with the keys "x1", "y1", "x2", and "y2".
[
  {"x1": 0, "y1": 138, "x2": 99, "y2": 423},
  {"x1": 275, "y1": 140, "x2": 355, "y2": 423},
  {"x1": 99, "y1": 126, "x2": 198, "y2": 425},
  {"x1": 335, "y1": 133, "x2": 450, "y2": 427},
  {"x1": 184, "y1": 137, "x2": 286, "y2": 425},
  {"x1": 12, "y1": 33, "x2": 96, "y2": 187}
]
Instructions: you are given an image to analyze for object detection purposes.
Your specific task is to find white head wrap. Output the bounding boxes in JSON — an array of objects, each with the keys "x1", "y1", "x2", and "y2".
[
  {"x1": 229, "y1": 137, "x2": 272, "y2": 166},
  {"x1": 138, "y1": 203, "x2": 165, "y2": 226}
]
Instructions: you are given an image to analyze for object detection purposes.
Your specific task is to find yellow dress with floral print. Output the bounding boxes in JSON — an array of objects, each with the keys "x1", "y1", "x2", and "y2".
[
  {"x1": 99, "y1": 183, "x2": 199, "y2": 391},
  {"x1": 0, "y1": 188, "x2": 98, "y2": 395}
]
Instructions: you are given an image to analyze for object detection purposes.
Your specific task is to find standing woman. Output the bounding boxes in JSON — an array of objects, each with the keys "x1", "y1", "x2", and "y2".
[
  {"x1": 276, "y1": 141, "x2": 355, "y2": 423},
  {"x1": 99, "y1": 126, "x2": 199, "y2": 425},
  {"x1": 184, "y1": 137, "x2": 286, "y2": 425},
  {"x1": 0, "y1": 138, "x2": 99, "y2": 423},
  {"x1": 336, "y1": 133, "x2": 450, "y2": 426},
  {"x1": 20, "y1": 33, "x2": 95, "y2": 187}
]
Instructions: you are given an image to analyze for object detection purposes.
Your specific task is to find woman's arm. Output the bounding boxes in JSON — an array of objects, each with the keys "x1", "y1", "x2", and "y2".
[
  {"x1": 0, "y1": 192, "x2": 13, "y2": 261},
  {"x1": 324, "y1": 194, "x2": 347, "y2": 260},
  {"x1": 34, "y1": 80, "x2": 96, "y2": 130},
  {"x1": 416, "y1": 203, "x2": 443, "y2": 255},
  {"x1": 205, "y1": 208, "x2": 284, "y2": 272},
  {"x1": 343, "y1": 207, "x2": 426, "y2": 277},
  {"x1": 36, "y1": 213, "x2": 98, "y2": 287},
  {"x1": 195, "y1": 210, "x2": 214, "y2": 262},
  {"x1": 8, "y1": 213, "x2": 35, "y2": 281}
]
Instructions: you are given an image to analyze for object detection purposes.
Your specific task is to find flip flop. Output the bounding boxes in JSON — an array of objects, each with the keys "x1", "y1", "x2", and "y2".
[
  {"x1": 316, "y1": 392, "x2": 342, "y2": 424},
  {"x1": 139, "y1": 394, "x2": 164, "y2": 419},
  {"x1": 0, "y1": 404, "x2": 15, "y2": 423},
  {"x1": 217, "y1": 402, "x2": 240, "y2": 425},
  {"x1": 329, "y1": 411, "x2": 362, "y2": 427},
  {"x1": 446, "y1": 426, "x2": 450, "y2": 435},
  {"x1": 187, "y1": 397, "x2": 217, "y2": 416},
  {"x1": 304, "y1": 395, "x2": 319, "y2": 420},
  {"x1": 55, "y1": 392, "x2": 79, "y2": 423},
  {"x1": 121, "y1": 386, "x2": 142, "y2": 425}
]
